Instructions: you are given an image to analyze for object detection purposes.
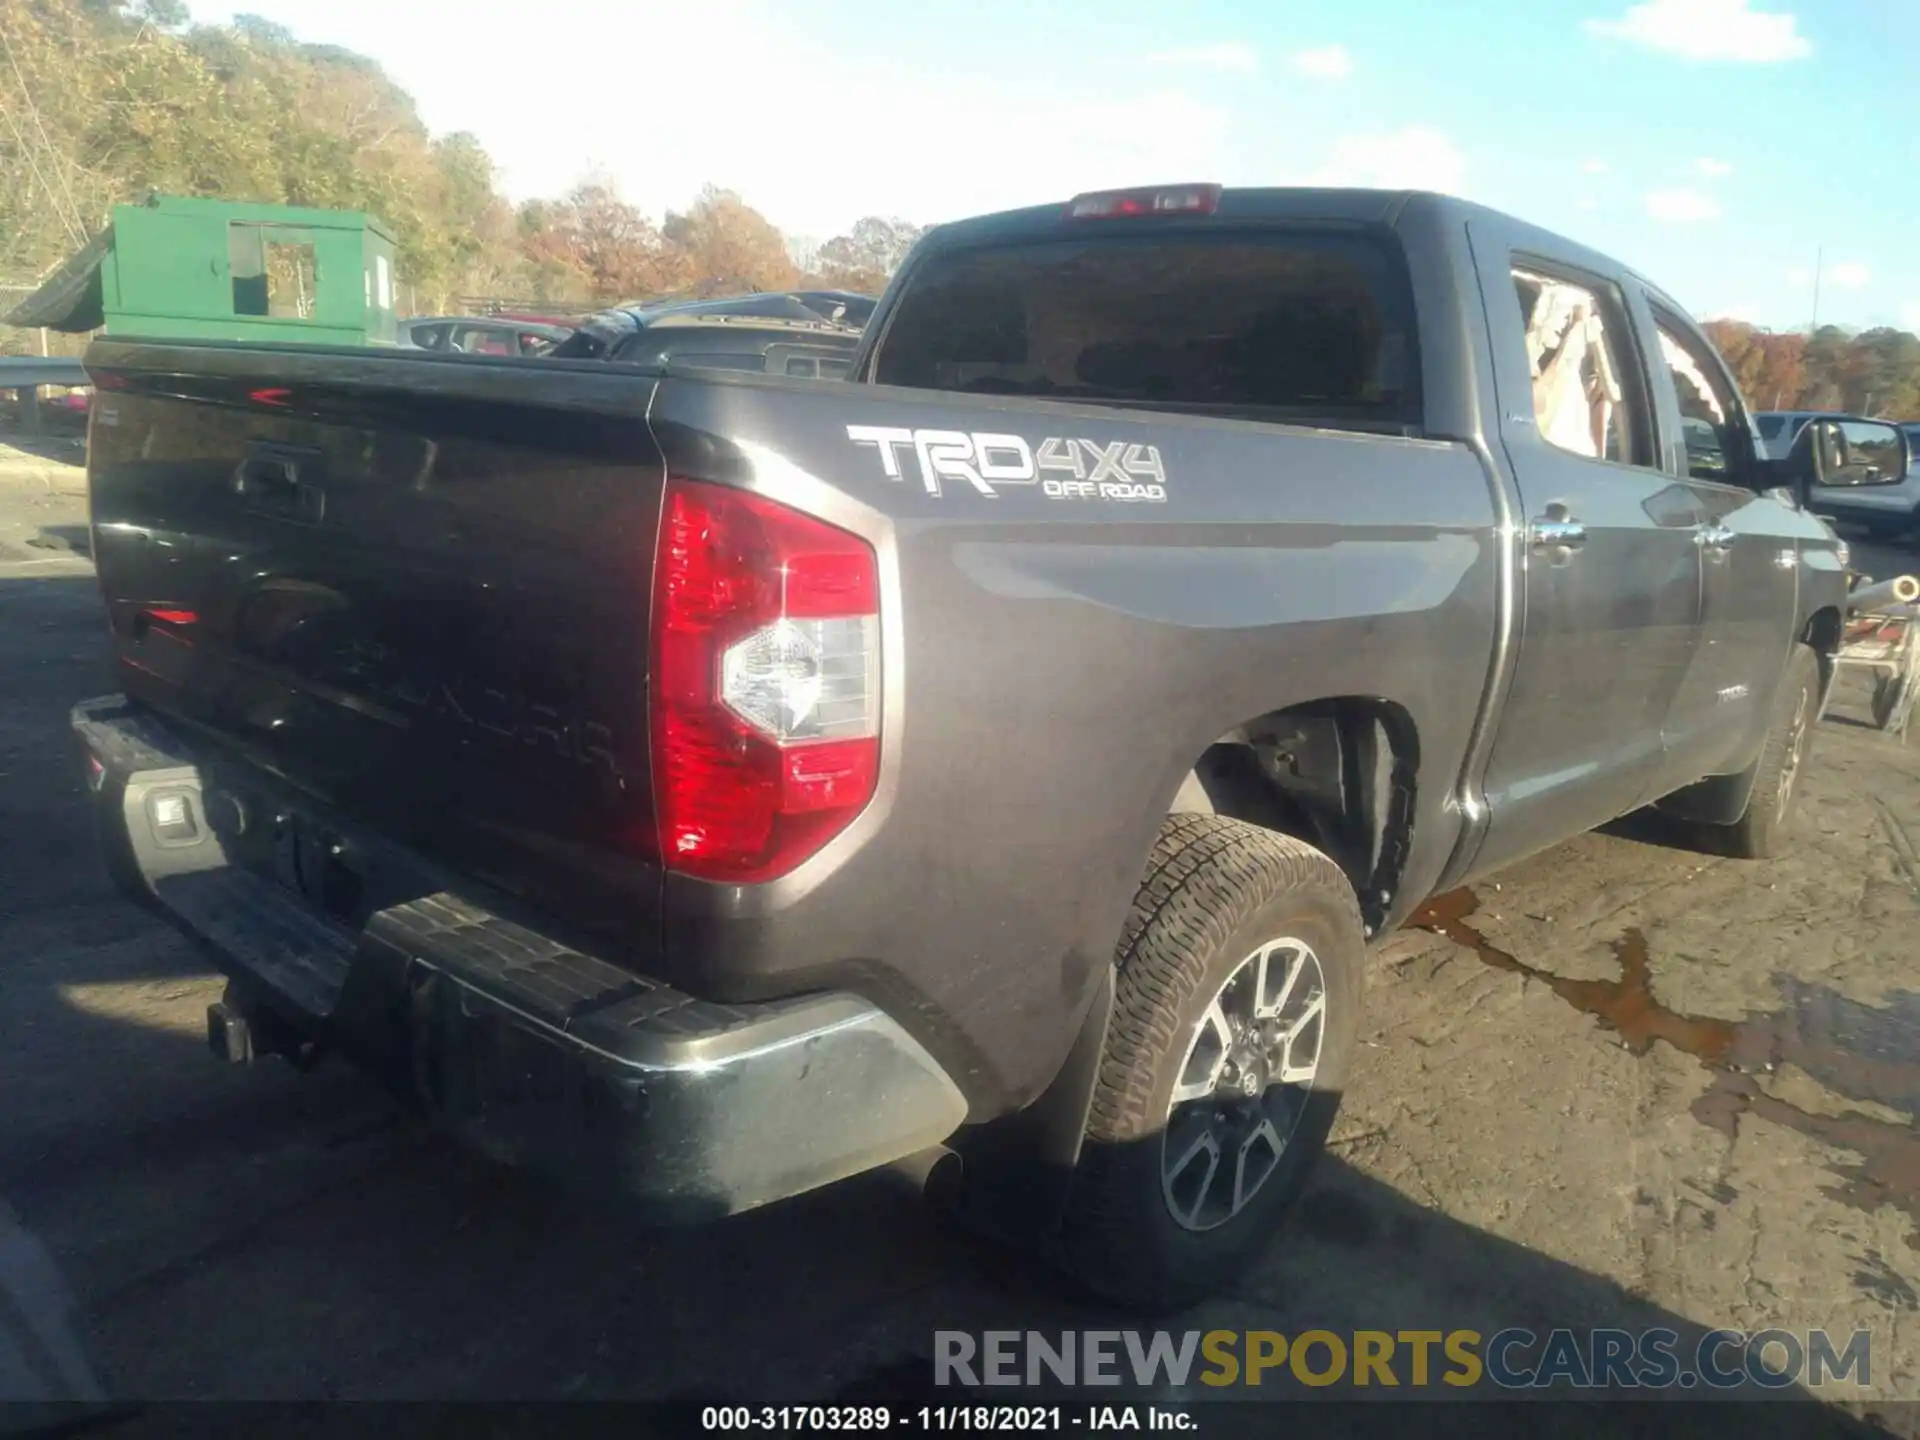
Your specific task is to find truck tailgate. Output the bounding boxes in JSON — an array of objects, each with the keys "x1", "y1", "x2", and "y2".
[{"x1": 83, "y1": 341, "x2": 667, "y2": 944}]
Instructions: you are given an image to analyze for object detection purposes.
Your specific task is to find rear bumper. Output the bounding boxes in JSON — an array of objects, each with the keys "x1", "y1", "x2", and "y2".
[{"x1": 71, "y1": 694, "x2": 968, "y2": 1223}]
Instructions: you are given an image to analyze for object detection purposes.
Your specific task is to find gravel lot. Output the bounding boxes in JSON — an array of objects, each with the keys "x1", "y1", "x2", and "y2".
[{"x1": 2, "y1": 453, "x2": 1916, "y2": 1437}]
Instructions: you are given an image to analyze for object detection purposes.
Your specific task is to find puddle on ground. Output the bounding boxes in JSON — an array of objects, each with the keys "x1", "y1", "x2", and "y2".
[{"x1": 1407, "y1": 888, "x2": 1920, "y2": 1250}]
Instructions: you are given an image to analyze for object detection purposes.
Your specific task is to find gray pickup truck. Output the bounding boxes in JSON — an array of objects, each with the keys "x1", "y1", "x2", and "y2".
[{"x1": 70, "y1": 184, "x2": 1908, "y2": 1312}]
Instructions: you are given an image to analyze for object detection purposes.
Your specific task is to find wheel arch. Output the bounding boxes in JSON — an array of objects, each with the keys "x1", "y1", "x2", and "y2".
[
  {"x1": 1167, "y1": 695, "x2": 1420, "y2": 937},
  {"x1": 1802, "y1": 603, "x2": 1844, "y2": 709}
]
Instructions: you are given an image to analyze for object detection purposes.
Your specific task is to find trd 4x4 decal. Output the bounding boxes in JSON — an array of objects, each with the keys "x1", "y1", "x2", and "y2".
[{"x1": 846, "y1": 426, "x2": 1167, "y2": 502}]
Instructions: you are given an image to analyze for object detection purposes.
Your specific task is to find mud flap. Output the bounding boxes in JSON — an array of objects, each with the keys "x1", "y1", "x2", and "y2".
[
  {"x1": 1653, "y1": 762, "x2": 1760, "y2": 827},
  {"x1": 944, "y1": 967, "x2": 1113, "y2": 1246}
]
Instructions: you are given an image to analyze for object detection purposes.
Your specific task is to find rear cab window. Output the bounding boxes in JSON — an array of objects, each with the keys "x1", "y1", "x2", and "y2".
[{"x1": 870, "y1": 231, "x2": 1421, "y2": 431}]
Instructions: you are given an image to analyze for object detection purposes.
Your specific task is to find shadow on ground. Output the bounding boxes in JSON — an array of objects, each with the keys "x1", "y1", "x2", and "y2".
[{"x1": 25, "y1": 525, "x2": 90, "y2": 559}]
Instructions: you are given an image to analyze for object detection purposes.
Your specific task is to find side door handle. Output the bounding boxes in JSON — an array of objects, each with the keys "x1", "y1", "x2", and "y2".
[
  {"x1": 1529, "y1": 502, "x2": 1587, "y2": 558},
  {"x1": 1693, "y1": 523, "x2": 1735, "y2": 557}
]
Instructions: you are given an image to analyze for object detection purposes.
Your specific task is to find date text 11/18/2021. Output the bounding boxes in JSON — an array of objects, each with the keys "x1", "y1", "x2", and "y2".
[{"x1": 700, "y1": 1407, "x2": 1194, "y2": 1432}]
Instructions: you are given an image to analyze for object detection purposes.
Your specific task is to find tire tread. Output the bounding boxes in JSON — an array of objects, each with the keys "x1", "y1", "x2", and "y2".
[{"x1": 1063, "y1": 815, "x2": 1364, "y2": 1311}]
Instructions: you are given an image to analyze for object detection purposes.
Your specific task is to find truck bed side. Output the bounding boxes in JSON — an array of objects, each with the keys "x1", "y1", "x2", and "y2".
[{"x1": 82, "y1": 339, "x2": 1500, "y2": 1115}]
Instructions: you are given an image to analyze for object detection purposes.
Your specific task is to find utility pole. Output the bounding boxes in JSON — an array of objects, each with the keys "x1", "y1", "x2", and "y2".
[{"x1": 1809, "y1": 246, "x2": 1822, "y2": 334}]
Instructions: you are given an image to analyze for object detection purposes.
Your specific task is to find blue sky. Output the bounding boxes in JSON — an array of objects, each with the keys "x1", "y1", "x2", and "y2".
[{"x1": 193, "y1": 0, "x2": 1918, "y2": 332}]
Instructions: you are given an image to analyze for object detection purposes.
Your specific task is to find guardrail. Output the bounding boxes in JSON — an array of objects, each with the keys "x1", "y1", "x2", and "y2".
[
  {"x1": 0, "y1": 356, "x2": 88, "y2": 389},
  {"x1": 0, "y1": 356, "x2": 90, "y2": 436}
]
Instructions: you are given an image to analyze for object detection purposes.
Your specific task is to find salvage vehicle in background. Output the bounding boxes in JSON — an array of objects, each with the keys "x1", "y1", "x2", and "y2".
[
  {"x1": 71, "y1": 183, "x2": 1901, "y2": 1312},
  {"x1": 547, "y1": 302, "x2": 862, "y2": 376}
]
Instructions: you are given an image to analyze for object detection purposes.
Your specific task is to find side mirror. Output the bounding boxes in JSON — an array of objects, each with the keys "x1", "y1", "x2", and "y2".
[{"x1": 1802, "y1": 418, "x2": 1909, "y2": 488}]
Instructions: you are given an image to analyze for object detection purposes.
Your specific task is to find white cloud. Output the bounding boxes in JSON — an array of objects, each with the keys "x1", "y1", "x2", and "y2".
[
  {"x1": 1695, "y1": 156, "x2": 1734, "y2": 177},
  {"x1": 1289, "y1": 45, "x2": 1352, "y2": 80},
  {"x1": 1785, "y1": 268, "x2": 1813, "y2": 287},
  {"x1": 1584, "y1": 0, "x2": 1812, "y2": 62},
  {"x1": 1581, "y1": 158, "x2": 1610, "y2": 174},
  {"x1": 1903, "y1": 302, "x2": 1920, "y2": 332},
  {"x1": 1148, "y1": 41, "x2": 1259, "y2": 74},
  {"x1": 1577, "y1": 196, "x2": 1600, "y2": 210},
  {"x1": 1707, "y1": 301, "x2": 1763, "y2": 323},
  {"x1": 1310, "y1": 127, "x2": 1469, "y2": 195},
  {"x1": 1645, "y1": 187, "x2": 1721, "y2": 221}
]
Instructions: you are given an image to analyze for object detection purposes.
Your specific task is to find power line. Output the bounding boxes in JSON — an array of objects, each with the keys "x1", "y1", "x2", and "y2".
[{"x1": 0, "y1": 27, "x2": 88, "y2": 247}]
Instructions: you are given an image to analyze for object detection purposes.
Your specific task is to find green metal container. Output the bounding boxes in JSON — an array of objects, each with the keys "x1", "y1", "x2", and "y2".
[{"x1": 3, "y1": 194, "x2": 399, "y2": 346}]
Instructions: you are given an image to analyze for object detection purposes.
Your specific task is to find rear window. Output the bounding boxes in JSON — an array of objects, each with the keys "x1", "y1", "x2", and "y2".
[
  {"x1": 1757, "y1": 415, "x2": 1785, "y2": 440},
  {"x1": 871, "y1": 232, "x2": 1420, "y2": 426},
  {"x1": 782, "y1": 348, "x2": 855, "y2": 379}
]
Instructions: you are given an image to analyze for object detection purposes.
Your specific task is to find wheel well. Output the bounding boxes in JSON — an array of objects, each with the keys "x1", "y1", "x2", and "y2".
[{"x1": 1169, "y1": 699, "x2": 1418, "y2": 935}]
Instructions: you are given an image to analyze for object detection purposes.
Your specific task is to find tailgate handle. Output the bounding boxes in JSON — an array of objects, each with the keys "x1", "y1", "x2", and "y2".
[{"x1": 235, "y1": 452, "x2": 324, "y2": 522}]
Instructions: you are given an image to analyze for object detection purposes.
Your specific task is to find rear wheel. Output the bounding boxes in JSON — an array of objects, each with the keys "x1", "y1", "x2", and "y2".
[
  {"x1": 1059, "y1": 815, "x2": 1365, "y2": 1313},
  {"x1": 1718, "y1": 644, "x2": 1820, "y2": 859}
]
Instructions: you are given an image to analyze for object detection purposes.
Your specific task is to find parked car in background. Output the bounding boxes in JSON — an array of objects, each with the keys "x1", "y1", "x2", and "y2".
[
  {"x1": 546, "y1": 304, "x2": 862, "y2": 377},
  {"x1": 607, "y1": 291, "x2": 878, "y2": 330},
  {"x1": 1755, "y1": 409, "x2": 1843, "y2": 460},
  {"x1": 399, "y1": 316, "x2": 575, "y2": 356},
  {"x1": 1680, "y1": 416, "x2": 1727, "y2": 477}
]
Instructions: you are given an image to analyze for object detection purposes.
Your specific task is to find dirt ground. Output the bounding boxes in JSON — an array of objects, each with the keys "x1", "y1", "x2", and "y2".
[{"x1": 2, "y1": 457, "x2": 1917, "y2": 1435}]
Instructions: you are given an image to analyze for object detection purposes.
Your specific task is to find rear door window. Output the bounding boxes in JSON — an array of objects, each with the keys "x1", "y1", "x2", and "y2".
[{"x1": 871, "y1": 232, "x2": 1420, "y2": 426}]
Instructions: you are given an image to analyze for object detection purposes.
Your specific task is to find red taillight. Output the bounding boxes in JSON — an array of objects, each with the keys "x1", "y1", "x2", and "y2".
[
  {"x1": 650, "y1": 478, "x2": 881, "y2": 884},
  {"x1": 1067, "y1": 183, "x2": 1222, "y2": 219}
]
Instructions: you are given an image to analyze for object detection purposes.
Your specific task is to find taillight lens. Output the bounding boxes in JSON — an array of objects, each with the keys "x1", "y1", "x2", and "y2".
[{"x1": 650, "y1": 477, "x2": 880, "y2": 883}]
